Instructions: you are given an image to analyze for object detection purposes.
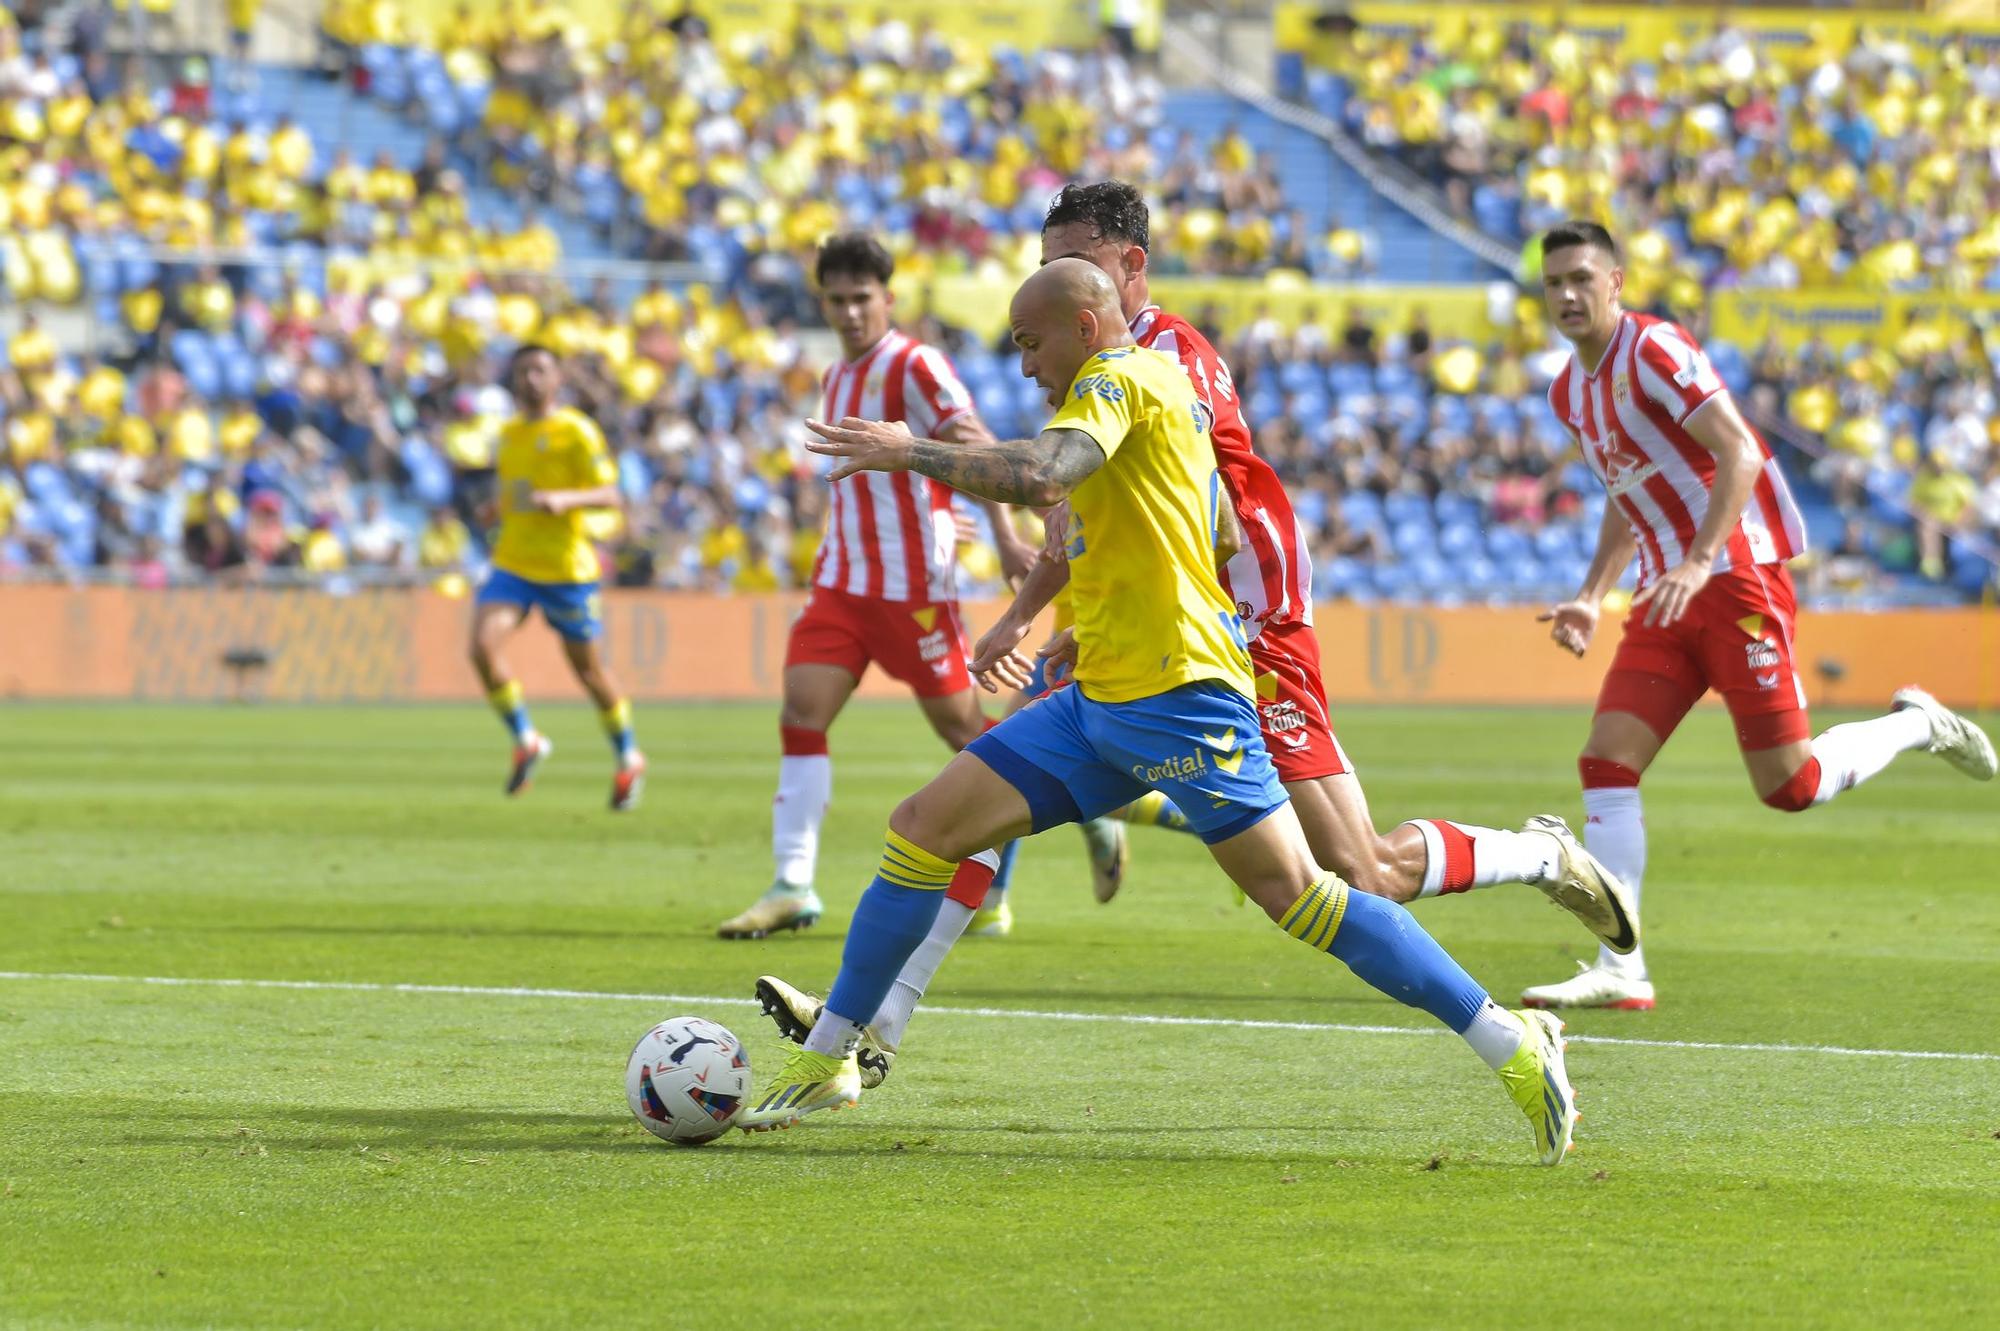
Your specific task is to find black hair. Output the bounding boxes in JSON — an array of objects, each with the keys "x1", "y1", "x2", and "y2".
[
  {"x1": 815, "y1": 233, "x2": 895, "y2": 287},
  {"x1": 508, "y1": 341, "x2": 559, "y2": 376},
  {"x1": 1042, "y1": 180, "x2": 1151, "y2": 252},
  {"x1": 1540, "y1": 219, "x2": 1619, "y2": 262}
]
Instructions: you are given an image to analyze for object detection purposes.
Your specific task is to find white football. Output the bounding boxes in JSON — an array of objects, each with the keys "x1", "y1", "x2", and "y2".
[{"x1": 625, "y1": 1016, "x2": 751, "y2": 1145}]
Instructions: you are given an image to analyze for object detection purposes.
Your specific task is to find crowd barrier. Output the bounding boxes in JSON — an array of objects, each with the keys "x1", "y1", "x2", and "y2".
[
  {"x1": 1275, "y1": 3, "x2": 2000, "y2": 62},
  {"x1": 1708, "y1": 290, "x2": 2000, "y2": 355},
  {"x1": 915, "y1": 275, "x2": 1505, "y2": 344},
  {"x1": 386, "y1": 0, "x2": 1160, "y2": 55},
  {"x1": 2, "y1": 587, "x2": 1993, "y2": 711}
]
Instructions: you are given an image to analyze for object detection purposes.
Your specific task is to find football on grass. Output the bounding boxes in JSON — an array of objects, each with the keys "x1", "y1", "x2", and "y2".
[{"x1": 625, "y1": 1017, "x2": 751, "y2": 1145}]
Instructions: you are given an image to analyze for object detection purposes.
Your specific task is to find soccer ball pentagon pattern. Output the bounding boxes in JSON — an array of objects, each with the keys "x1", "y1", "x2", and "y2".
[{"x1": 625, "y1": 1017, "x2": 751, "y2": 1145}]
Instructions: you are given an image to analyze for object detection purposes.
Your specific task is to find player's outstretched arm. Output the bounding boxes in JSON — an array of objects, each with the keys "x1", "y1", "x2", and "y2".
[
  {"x1": 937, "y1": 414, "x2": 1039, "y2": 585},
  {"x1": 805, "y1": 417, "x2": 1104, "y2": 507},
  {"x1": 529, "y1": 484, "x2": 623, "y2": 515}
]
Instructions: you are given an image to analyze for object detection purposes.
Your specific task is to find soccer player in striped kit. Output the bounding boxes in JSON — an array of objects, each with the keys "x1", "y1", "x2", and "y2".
[
  {"x1": 1527, "y1": 219, "x2": 1995, "y2": 1011},
  {"x1": 716, "y1": 234, "x2": 1037, "y2": 940}
]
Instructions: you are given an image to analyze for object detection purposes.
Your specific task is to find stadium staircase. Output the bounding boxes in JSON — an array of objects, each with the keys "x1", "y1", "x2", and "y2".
[
  {"x1": 250, "y1": 65, "x2": 616, "y2": 266},
  {"x1": 1161, "y1": 89, "x2": 1502, "y2": 283}
]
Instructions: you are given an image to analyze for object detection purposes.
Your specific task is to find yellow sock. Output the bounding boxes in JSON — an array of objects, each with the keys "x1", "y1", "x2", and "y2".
[
  {"x1": 876, "y1": 829, "x2": 956, "y2": 891},
  {"x1": 487, "y1": 681, "x2": 530, "y2": 741},
  {"x1": 599, "y1": 698, "x2": 636, "y2": 760},
  {"x1": 1279, "y1": 877, "x2": 1349, "y2": 952}
]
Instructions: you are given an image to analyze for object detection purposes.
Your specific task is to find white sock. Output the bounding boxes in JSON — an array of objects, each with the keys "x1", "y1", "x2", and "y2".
[
  {"x1": 1807, "y1": 708, "x2": 1932, "y2": 805},
  {"x1": 1462, "y1": 999, "x2": 1527, "y2": 1070},
  {"x1": 1583, "y1": 786, "x2": 1648, "y2": 978},
  {"x1": 1407, "y1": 820, "x2": 1562, "y2": 896},
  {"x1": 802, "y1": 1008, "x2": 864, "y2": 1056},
  {"x1": 873, "y1": 899, "x2": 976, "y2": 1050},
  {"x1": 771, "y1": 754, "x2": 832, "y2": 891},
  {"x1": 870, "y1": 846, "x2": 1000, "y2": 1048}
]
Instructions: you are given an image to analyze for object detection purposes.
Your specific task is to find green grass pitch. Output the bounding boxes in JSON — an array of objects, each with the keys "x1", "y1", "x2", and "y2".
[{"x1": 2, "y1": 701, "x2": 1997, "y2": 1329}]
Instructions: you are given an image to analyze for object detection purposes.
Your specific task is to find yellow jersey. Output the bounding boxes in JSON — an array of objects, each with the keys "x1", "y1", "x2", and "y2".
[
  {"x1": 1045, "y1": 346, "x2": 1251, "y2": 704},
  {"x1": 492, "y1": 406, "x2": 617, "y2": 584}
]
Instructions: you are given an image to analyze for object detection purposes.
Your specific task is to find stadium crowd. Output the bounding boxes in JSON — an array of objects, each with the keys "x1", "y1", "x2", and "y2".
[
  {"x1": 1292, "y1": 11, "x2": 2000, "y2": 590},
  {"x1": 2, "y1": 4, "x2": 1996, "y2": 597},
  {"x1": 319, "y1": 0, "x2": 1379, "y2": 283}
]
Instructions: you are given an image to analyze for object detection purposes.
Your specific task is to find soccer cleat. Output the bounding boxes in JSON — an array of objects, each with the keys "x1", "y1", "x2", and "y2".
[
  {"x1": 1892, "y1": 687, "x2": 1997, "y2": 781},
  {"x1": 610, "y1": 752, "x2": 647, "y2": 812},
  {"x1": 1521, "y1": 961, "x2": 1656, "y2": 1011},
  {"x1": 736, "y1": 1047, "x2": 862, "y2": 1132},
  {"x1": 1080, "y1": 816, "x2": 1128, "y2": 903},
  {"x1": 754, "y1": 974, "x2": 895, "y2": 1089},
  {"x1": 505, "y1": 732, "x2": 552, "y2": 796},
  {"x1": 1523, "y1": 814, "x2": 1640, "y2": 954},
  {"x1": 717, "y1": 887, "x2": 824, "y2": 940},
  {"x1": 1497, "y1": 1009, "x2": 1577, "y2": 1166},
  {"x1": 968, "y1": 898, "x2": 1013, "y2": 938}
]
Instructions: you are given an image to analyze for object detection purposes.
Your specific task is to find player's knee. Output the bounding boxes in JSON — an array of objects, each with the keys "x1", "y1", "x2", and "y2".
[
  {"x1": 1578, "y1": 755, "x2": 1644, "y2": 789},
  {"x1": 1758, "y1": 759, "x2": 1821, "y2": 813},
  {"x1": 885, "y1": 794, "x2": 953, "y2": 859}
]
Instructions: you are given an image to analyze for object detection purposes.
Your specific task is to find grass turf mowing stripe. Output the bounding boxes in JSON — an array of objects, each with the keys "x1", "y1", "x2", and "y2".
[{"x1": 4, "y1": 968, "x2": 1996, "y2": 1064}]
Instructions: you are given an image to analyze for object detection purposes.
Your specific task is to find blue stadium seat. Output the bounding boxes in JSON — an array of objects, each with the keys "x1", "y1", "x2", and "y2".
[
  {"x1": 1437, "y1": 521, "x2": 1482, "y2": 559},
  {"x1": 1457, "y1": 555, "x2": 1500, "y2": 594},
  {"x1": 1533, "y1": 525, "x2": 1575, "y2": 561},
  {"x1": 1407, "y1": 556, "x2": 1453, "y2": 592},
  {"x1": 1484, "y1": 526, "x2": 1530, "y2": 561},
  {"x1": 1502, "y1": 556, "x2": 1549, "y2": 595},
  {"x1": 1382, "y1": 492, "x2": 1431, "y2": 527},
  {"x1": 1434, "y1": 492, "x2": 1481, "y2": 527},
  {"x1": 1339, "y1": 491, "x2": 1384, "y2": 531},
  {"x1": 1368, "y1": 561, "x2": 1415, "y2": 598},
  {"x1": 1390, "y1": 518, "x2": 1438, "y2": 559}
]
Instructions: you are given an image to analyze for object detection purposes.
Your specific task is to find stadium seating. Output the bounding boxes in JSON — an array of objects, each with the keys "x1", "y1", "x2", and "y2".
[{"x1": 0, "y1": 5, "x2": 1993, "y2": 599}]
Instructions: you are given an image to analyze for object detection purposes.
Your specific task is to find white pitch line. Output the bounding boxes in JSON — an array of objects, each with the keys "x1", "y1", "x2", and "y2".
[{"x1": 2, "y1": 970, "x2": 1996, "y2": 1064}]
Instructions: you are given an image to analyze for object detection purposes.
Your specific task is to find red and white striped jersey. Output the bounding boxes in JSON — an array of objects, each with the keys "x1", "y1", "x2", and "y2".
[
  {"x1": 1131, "y1": 305, "x2": 1313, "y2": 639},
  {"x1": 811, "y1": 330, "x2": 978, "y2": 602},
  {"x1": 1548, "y1": 312, "x2": 1805, "y2": 589}
]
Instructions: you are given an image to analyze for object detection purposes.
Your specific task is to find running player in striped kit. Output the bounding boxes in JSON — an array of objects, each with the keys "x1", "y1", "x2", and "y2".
[
  {"x1": 716, "y1": 234, "x2": 1037, "y2": 940},
  {"x1": 1526, "y1": 219, "x2": 1996, "y2": 1011}
]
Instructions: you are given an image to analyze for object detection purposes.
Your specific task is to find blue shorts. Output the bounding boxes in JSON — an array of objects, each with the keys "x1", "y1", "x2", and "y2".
[
  {"x1": 476, "y1": 568, "x2": 603, "y2": 643},
  {"x1": 969, "y1": 680, "x2": 1286, "y2": 845}
]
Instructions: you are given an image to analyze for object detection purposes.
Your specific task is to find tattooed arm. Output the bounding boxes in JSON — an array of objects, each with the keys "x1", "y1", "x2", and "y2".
[{"x1": 803, "y1": 416, "x2": 1105, "y2": 507}]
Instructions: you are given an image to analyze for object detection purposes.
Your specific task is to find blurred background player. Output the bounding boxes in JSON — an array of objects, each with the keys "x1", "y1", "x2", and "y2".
[
  {"x1": 755, "y1": 183, "x2": 1637, "y2": 1086},
  {"x1": 468, "y1": 345, "x2": 645, "y2": 811},
  {"x1": 715, "y1": 234, "x2": 1038, "y2": 940},
  {"x1": 1530, "y1": 220, "x2": 1997, "y2": 1011},
  {"x1": 739, "y1": 259, "x2": 1581, "y2": 1166}
]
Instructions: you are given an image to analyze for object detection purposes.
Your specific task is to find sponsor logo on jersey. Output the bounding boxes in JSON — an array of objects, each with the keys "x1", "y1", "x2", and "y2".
[
  {"x1": 1594, "y1": 426, "x2": 1659, "y2": 497},
  {"x1": 1072, "y1": 373, "x2": 1126, "y2": 403}
]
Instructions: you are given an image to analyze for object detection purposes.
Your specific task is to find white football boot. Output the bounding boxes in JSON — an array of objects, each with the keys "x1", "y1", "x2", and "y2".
[
  {"x1": 1521, "y1": 961, "x2": 1656, "y2": 1011},
  {"x1": 1891, "y1": 687, "x2": 1998, "y2": 781}
]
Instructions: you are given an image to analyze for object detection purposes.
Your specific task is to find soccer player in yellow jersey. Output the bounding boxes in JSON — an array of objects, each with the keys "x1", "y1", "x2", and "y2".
[
  {"x1": 470, "y1": 344, "x2": 646, "y2": 810},
  {"x1": 736, "y1": 261, "x2": 1586, "y2": 1166}
]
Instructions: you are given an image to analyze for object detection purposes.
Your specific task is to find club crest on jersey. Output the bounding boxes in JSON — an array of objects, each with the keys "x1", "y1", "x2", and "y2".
[
  {"x1": 1612, "y1": 368, "x2": 1632, "y2": 407},
  {"x1": 1190, "y1": 399, "x2": 1214, "y2": 434}
]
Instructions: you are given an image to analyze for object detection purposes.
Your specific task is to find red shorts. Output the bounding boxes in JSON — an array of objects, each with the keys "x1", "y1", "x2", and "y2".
[
  {"x1": 1597, "y1": 562, "x2": 1811, "y2": 750},
  {"x1": 784, "y1": 585, "x2": 971, "y2": 698},
  {"x1": 1248, "y1": 617, "x2": 1351, "y2": 783}
]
